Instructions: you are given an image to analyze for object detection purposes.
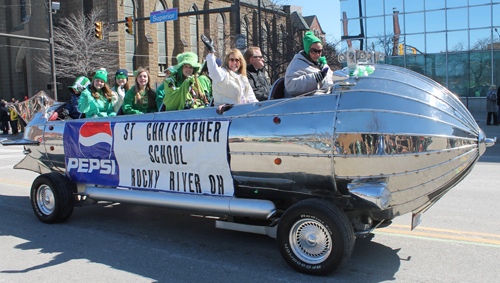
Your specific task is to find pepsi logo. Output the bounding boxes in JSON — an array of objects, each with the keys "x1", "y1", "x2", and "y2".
[
  {"x1": 79, "y1": 121, "x2": 113, "y2": 147},
  {"x1": 78, "y1": 121, "x2": 114, "y2": 159}
]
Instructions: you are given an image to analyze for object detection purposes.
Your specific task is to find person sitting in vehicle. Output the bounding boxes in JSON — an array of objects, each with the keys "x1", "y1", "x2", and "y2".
[
  {"x1": 122, "y1": 67, "x2": 158, "y2": 114},
  {"x1": 64, "y1": 76, "x2": 90, "y2": 119},
  {"x1": 285, "y1": 31, "x2": 334, "y2": 97},
  {"x1": 156, "y1": 67, "x2": 177, "y2": 111},
  {"x1": 201, "y1": 35, "x2": 258, "y2": 109},
  {"x1": 198, "y1": 61, "x2": 215, "y2": 104},
  {"x1": 111, "y1": 69, "x2": 130, "y2": 112},
  {"x1": 244, "y1": 46, "x2": 271, "y2": 101},
  {"x1": 78, "y1": 69, "x2": 116, "y2": 118},
  {"x1": 162, "y1": 52, "x2": 208, "y2": 111}
]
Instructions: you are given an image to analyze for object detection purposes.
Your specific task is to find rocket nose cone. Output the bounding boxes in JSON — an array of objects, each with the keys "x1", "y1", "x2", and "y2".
[{"x1": 478, "y1": 129, "x2": 497, "y2": 156}]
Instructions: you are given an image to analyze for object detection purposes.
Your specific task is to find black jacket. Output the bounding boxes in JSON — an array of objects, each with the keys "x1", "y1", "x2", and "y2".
[
  {"x1": 247, "y1": 64, "x2": 271, "y2": 101},
  {"x1": 497, "y1": 86, "x2": 500, "y2": 106},
  {"x1": 0, "y1": 104, "x2": 10, "y2": 122}
]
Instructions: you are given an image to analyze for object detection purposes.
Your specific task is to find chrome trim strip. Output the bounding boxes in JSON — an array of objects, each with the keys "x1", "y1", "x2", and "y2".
[
  {"x1": 337, "y1": 108, "x2": 476, "y2": 136},
  {"x1": 333, "y1": 144, "x2": 477, "y2": 157},
  {"x1": 335, "y1": 147, "x2": 477, "y2": 179},
  {"x1": 229, "y1": 152, "x2": 331, "y2": 157},
  {"x1": 334, "y1": 132, "x2": 477, "y2": 141}
]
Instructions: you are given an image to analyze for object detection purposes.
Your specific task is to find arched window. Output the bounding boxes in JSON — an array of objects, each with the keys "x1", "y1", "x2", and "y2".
[
  {"x1": 124, "y1": 0, "x2": 135, "y2": 72},
  {"x1": 217, "y1": 13, "x2": 225, "y2": 57},
  {"x1": 155, "y1": 1, "x2": 167, "y2": 73},
  {"x1": 189, "y1": 5, "x2": 199, "y2": 55}
]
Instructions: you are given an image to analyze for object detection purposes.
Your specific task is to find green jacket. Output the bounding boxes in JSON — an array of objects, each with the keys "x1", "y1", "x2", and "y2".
[
  {"x1": 163, "y1": 75, "x2": 208, "y2": 111},
  {"x1": 198, "y1": 75, "x2": 212, "y2": 100},
  {"x1": 78, "y1": 89, "x2": 116, "y2": 118},
  {"x1": 123, "y1": 86, "x2": 158, "y2": 114}
]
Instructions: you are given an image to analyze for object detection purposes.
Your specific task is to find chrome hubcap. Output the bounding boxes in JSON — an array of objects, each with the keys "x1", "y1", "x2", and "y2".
[
  {"x1": 289, "y1": 218, "x2": 332, "y2": 264},
  {"x1": 36, "y1": 185, "x2": 55, "y2": 215}
]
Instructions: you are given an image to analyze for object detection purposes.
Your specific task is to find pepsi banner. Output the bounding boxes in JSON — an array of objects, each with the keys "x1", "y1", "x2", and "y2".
[{"x1": 64, "y1": 120, "x2": 234, "y2": 196}]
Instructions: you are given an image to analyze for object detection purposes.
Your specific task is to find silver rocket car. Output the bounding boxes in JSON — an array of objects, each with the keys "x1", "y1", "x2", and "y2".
[{"x1": 2, "y1": 51, "x2": 496, "y2": 275}]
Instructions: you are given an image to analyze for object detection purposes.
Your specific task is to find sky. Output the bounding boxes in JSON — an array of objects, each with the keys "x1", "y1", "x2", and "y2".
[{"x1": 281, "y1": 0, "x2": 341, "y2": 41}]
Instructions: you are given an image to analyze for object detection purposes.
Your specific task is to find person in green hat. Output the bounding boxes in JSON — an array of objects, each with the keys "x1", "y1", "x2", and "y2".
[
  {"x1": 155, "y1": 66, "x2": 177, "y2": 111},
  {"x1": 78, "y1": 69, "x2": 116, "y2": 118},
  {"x1": 162, "y1": 52, "x2": 208, "y2": 111},
  {"x1": 64, "y1": 76, "x2": 90, "y2": 119},
  {"x1": 111, "y1": 69, "x2": 130, "y2": 112},
  {"x1": 122, "y1": 67, "x2": 158, "y2": 114},
  {"x1": 284, "y1": 31, "x2": 334, "y2": 97}
]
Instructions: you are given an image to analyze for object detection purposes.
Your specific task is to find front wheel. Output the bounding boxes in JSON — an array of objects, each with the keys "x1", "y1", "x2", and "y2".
[
  {"x1": 30, "y1": 173, "x2": 75, "y2": 224},
  {"x1": 277, "y1": 199, "x2": 355, "y2": 275}
]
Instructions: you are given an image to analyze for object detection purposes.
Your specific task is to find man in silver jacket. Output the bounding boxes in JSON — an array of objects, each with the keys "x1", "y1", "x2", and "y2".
[{"x1": 285, "y1": 31, "x2": 334, "y2": 97}]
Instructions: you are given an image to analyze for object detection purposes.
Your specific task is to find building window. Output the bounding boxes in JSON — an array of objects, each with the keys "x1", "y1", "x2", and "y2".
[
  {"x1": 217, "y1": 14, "x2": 225, "y2": 57},
  {"x1": 124, "y1": 0, "x2": 135, "y2": 72},
  {"x1": 156, "y1": 1, "x2": 167, "y2": 73},
  {"x1": 189, "y1": 5, "x2": 199, "y2": 55}
]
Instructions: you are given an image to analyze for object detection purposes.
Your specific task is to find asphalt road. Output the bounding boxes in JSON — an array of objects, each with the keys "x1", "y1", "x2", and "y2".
[{"x1": 1, "y1": 123, "x2": 499, "y2": 282}]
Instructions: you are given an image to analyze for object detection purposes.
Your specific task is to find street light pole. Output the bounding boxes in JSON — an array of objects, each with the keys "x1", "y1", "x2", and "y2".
[{"x1": 48, "y1": 0, "x2": 57, "y2": 101}]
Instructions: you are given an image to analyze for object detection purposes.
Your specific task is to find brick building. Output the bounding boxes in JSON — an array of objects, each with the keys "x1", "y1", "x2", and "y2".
[{"x1": 0, "y1": 1, "x2": 324, "y2": 102}]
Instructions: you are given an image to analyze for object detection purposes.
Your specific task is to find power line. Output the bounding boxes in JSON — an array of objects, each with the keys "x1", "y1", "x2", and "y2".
[
  {"x1": 0, "y1": 3, "x2": 47, "y2": 7},
  {"x1": 0, "y1": 44, "x2": 49, "y2": 51}
]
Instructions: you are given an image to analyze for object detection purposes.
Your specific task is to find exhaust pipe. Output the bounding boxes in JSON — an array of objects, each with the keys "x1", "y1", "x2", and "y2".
[{"x1": 84, "y1": 186, "x2": 277, "y2": 219}]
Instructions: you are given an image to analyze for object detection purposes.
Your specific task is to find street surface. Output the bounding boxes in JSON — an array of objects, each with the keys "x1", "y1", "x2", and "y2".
[{"x1": 0, "y1": 115, "x2": 499, "y2": 282}]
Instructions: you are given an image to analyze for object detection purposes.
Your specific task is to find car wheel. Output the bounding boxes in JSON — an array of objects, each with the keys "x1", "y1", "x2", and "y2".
[
  {"x1": 30, "y1": 173, "x2": 75, "y2": 224},
  {"x1": 277, "y1": 199, "x2": 355, "y2": 275}
]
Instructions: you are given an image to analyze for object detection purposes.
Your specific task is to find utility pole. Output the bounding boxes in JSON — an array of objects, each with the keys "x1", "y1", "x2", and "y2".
[
  {"x1": 235, "y1": 0, "x2": 241, "y2": 34},
  {"x1": 258, "y1": 0, "x2": 262, "y2": 50},
  {"x1": 48, "y1": 0, "x2": 58, "y2": 100}
]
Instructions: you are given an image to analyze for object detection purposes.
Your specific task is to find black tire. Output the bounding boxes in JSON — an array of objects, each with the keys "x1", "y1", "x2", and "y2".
[
  {"x1": 30, "y1": 173, "x2": 75, "y2": 224},
  {"x1": 277, "y1": 199, "x2": 355, "y2": 275}
]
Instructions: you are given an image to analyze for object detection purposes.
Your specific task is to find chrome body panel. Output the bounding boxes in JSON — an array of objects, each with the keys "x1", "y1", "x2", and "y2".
[
  {"x1": 334, "y1": 64, "x2": 482, "y2": 218},
  {"x1": 7, "y1": 64, "x2": 494, "y2": 223}
]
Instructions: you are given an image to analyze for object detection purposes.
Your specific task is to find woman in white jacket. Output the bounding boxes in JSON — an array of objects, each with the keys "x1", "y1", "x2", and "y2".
[{"x1": 201, "y1": 35, "x2": 258, "y2": 109}]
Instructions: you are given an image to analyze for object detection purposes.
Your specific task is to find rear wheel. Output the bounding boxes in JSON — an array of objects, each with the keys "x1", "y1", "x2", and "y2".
[
  {"x1": 30, "y1": 173, "x2": 75, "y2": 223},
  {"x1": 277, "y1": 199, "x2": 355, "y2": 275}
]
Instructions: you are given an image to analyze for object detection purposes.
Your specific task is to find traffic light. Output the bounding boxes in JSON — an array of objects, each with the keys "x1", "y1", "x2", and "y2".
[
  {"x1": 398, "y1": 44, "x2": 403, "y2": 55},
  {"x1": 94, "y1": 21, "x2": 103, "y2": 40},
  {"x1": 412, "y1": 47, "x2": 417, "y2": 55},
  {"x1": 125, "y1": 16, "x2": 134, "y2": 35}
]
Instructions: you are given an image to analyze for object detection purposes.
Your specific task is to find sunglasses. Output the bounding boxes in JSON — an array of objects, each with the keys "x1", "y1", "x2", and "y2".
[
  {"x1": 252, "y1": 56, "x2": 264, "y2": 59},
  {"x1": 229, "y1": 58, "x2": 240, "y2": 63},
  {"x1": 310, "y1": 48, "x2": 323, "y2": 54}
]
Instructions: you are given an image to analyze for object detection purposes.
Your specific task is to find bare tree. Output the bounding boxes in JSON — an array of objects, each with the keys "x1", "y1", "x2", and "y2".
[
  {"x1": 323, "y1": 38, "x2": 342, "y2": 71},
  {"x1": 36, "y1": 8, "x2": 118, "y2": 79}
]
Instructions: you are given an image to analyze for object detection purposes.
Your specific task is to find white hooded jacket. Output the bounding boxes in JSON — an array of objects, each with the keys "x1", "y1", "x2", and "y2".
[{"x1": 284, "y1": 51, "x2": 334, "y2": 97}]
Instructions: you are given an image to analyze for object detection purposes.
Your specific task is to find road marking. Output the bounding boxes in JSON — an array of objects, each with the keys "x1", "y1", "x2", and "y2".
[
  {"x1": 376, "y1": 227, "x2": 500, "y2": 247},
  {"x1": 390, "y1": 224, "x2": 500, "y2": 239},
  {"x1": 375, "y1": 231, "x2": 500, "y2": 248},
  {"x1": 0, "y1": 178, "x2": 31, "y2": 187}
]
